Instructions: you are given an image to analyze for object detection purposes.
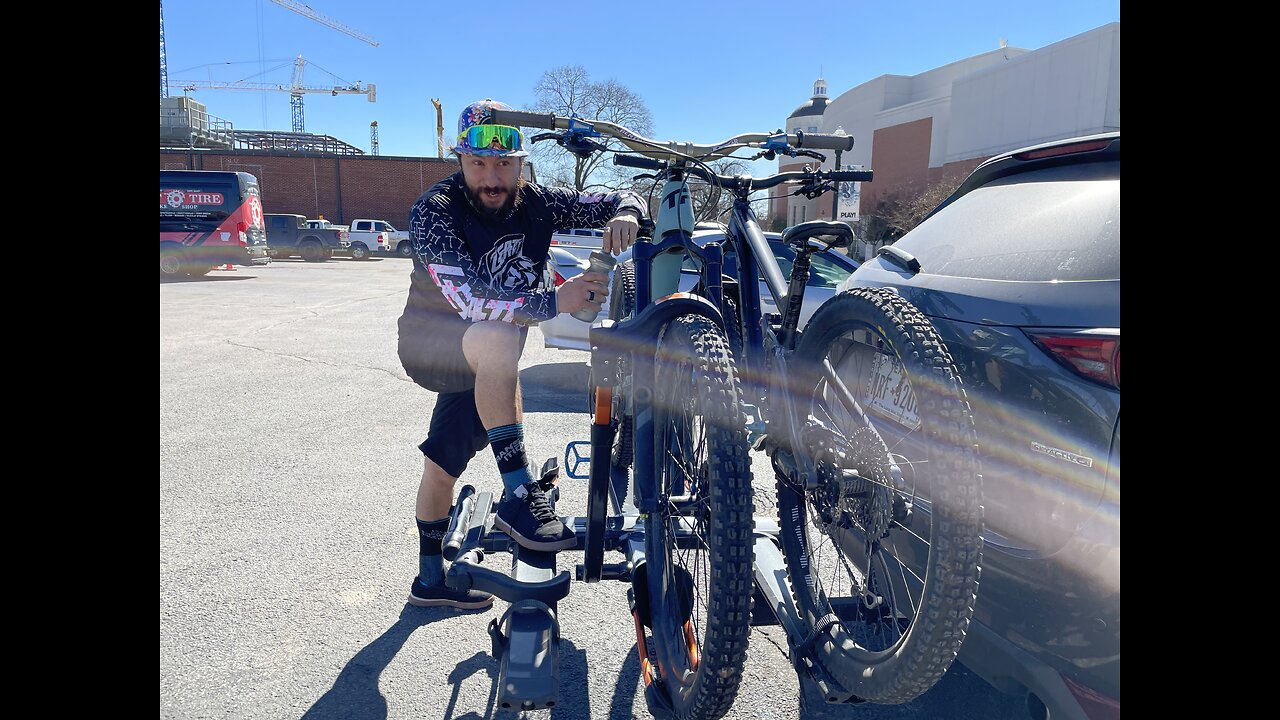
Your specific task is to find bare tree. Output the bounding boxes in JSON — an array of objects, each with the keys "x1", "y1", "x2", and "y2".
[
  {"x1": 867, "y1": 176, "x2": 964, "y2": 241},
  {"x1": 529, "y1": 65, "x2": 654, "y2": 192}
]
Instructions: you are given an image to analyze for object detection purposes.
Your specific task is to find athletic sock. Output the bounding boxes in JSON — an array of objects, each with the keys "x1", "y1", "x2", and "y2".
[
  {"x1": 488, "y1": 423, "x2": 533, "y2": 494},
  {"x1": 416, "y1": 517, "x2": 449, "y2": 587}
]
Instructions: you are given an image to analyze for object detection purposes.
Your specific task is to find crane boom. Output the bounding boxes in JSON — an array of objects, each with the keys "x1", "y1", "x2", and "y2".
[
  {"x1": 269, "y1": 0, "x2": 379, "y2": 46},
  {"x1": 171, "y1": 79, "x2": 375, "y2": 99}
]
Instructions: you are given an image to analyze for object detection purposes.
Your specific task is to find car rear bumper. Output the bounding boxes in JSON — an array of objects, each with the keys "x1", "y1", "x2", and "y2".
[{"x1": 960, "y1": 621, "x2": 1119, "y2": 720}]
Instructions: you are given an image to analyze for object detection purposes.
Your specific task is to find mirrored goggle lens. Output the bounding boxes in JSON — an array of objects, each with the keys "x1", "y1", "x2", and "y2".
[{"x1": 459, "y1": 124, "x2": 524, "y2": 152}]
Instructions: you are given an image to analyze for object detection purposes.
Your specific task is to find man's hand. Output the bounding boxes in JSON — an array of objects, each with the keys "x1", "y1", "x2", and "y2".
[
  {"x1": 557, "y1": 270, "x2": 609, "y2": 316},
  {"x1": 603, "y1": 211, "x2": 641, "y2": 255}
]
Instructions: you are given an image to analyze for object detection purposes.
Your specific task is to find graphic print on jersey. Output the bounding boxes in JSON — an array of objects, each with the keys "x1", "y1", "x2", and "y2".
[
  {"x1": 427, "y1": 263, "x2": 526, "y2": 322},
  {"x1": 479, "y1": 234, "x2": 539, "y2": 290}
]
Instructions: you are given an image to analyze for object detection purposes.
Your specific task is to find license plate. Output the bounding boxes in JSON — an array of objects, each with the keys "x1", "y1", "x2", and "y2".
[{"x1": 865, "y1": 352, "x2": 921, "y2": 431}]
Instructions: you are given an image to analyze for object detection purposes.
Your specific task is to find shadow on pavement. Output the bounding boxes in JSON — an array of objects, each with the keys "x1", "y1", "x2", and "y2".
[
  {"x1": 300, "y1": 603, "x2": 490, "y2": 720},
  {"x1": 520, "y1": 362, "x2": 590, "y2": 414}
]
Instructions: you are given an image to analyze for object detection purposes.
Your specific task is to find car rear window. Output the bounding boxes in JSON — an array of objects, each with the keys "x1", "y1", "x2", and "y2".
[{"x1": 900, "y1": 163, "x2": 1119, "y2": 282}]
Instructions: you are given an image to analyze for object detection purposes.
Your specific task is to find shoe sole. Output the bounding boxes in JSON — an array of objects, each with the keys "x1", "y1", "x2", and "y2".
[
  {"x1": 407, "y1": 593, "x2": 494, "y2": 609},
  {"x1": 493, "y1": 514, "x2": 578, "y2": 552}
]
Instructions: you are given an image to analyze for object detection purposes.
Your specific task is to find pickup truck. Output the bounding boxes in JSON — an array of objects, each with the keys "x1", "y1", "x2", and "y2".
[
  {"x1": 305, "y1": 218, "x2": 350, "y2": 234},
  {"x1": 264, "y1": 213, "x2": 350, "y2": 262},
  {"x1": 349, "y1": 219, "x2": 412, "y2": 258}
]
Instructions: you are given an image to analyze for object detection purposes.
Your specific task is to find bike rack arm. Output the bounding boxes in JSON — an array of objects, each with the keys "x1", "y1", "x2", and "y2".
[{"x1": 446, "y1": 550, "x2": 572, "y2": 606}]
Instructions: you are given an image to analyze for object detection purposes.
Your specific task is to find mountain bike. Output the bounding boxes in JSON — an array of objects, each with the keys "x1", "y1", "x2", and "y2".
[{"x1": 489, "y1": 109, "x2": 984, "y2": 706}]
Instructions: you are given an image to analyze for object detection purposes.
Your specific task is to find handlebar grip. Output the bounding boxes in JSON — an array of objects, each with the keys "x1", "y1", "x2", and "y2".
[
  {"x1": 613, "y1": 155, "x2": 665, "y2": 171},
  {"x1": 491, "y1": 109, "x2": 557, "y2": 129},
  {"x1": 793, "y1": 131, "x2": 856, "y2": 151}
]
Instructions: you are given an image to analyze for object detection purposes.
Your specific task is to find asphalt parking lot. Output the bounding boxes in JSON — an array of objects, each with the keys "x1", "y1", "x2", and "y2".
[{"x1": 160, "y1": 256, "x2": 1028, "y2": 720}]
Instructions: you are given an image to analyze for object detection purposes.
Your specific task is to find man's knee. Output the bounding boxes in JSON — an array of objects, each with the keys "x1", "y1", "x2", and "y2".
[
  {"x1": 462, "y1": 321, "x2": 522, "y2": 370},
  {"x1": 421, "y1": 456, "x2": 458, "y2": 493}
]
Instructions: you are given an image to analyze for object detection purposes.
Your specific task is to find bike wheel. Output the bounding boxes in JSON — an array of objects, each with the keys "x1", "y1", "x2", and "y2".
[
  {"x1": 643, "y1": 313, "x2": 752, "y2": 720},
  {"x1": 779, "y1": 287, "x2": 982, "y2": 704}
]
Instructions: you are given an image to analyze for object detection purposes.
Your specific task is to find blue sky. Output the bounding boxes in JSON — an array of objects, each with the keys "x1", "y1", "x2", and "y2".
[{"x1": 163, "y1": 0, "x2": 1119, "y2": 161}]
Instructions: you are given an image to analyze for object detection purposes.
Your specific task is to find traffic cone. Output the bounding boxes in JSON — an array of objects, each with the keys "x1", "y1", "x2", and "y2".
[{"x1": 218, "y1": 263, "x2": 235, "y2": 271}]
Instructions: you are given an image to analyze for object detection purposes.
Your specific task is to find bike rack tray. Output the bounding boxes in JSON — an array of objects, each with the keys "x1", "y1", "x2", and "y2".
[{"x1": 488, "y1": 547, "x2": 562, "y2": 711}]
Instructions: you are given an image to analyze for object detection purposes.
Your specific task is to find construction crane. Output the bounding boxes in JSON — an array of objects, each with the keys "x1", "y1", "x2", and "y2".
[
  {"x1": 170, "y1": 55, "x2": 375, "y2": 133},
  {"x1": 370, "y1": 121, "x2": 379, "y2": 156},
  {"x1": 269, "y1": 0, "x2": 379, "y2": 46},
  {"x1": 160, "y1": 1, "x2": 169, "y2": 100}
]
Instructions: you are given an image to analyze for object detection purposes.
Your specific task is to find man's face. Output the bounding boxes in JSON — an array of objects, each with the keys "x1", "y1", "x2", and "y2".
[{"x1": 459, "y1": 154, "x2": 522, "y2": 213}]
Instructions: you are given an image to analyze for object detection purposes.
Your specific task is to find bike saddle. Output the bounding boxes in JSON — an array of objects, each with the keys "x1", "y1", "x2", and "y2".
[{"x1": 782, "y1": 220, "x2": 853, "y2": 250}]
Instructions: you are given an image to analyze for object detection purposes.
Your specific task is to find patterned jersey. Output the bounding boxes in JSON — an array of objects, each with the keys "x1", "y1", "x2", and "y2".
[{"x1": 399, "y1": 172, "x2": 645, "y2": 334}]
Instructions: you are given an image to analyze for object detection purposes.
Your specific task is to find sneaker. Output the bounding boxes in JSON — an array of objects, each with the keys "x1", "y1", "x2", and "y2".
[
  {"x1": 407, "y1": 577, "x2": 494, "y2": 609},
  {"x1": 494, "y1": 480, "x2": 577, "y2": 552}
]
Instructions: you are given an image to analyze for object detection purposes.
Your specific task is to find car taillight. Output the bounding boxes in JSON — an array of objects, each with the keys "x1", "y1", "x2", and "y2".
[
  {"x1": 1028, "y1": 331, "x2": 1120, "y2": 389},
  {"x1": 553, "y1": 270, "x2": 567, "y2": 287},
  {"x1": 1061, "y1": 674, "x2": 1120, "y2": 720},
  {"x1": 1015, "y1": 138, "x2": 1113, "y2": 160}
]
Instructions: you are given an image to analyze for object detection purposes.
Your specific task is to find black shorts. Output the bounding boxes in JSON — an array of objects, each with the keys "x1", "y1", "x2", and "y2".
[
  {"x1": 401, "y1": 318, "x2": 530, "y2": 477},
  {"x1": 419, "y1": 389, "x2": 490, "y2": 478},
  {"x1": 399, "y1": 316, "x2": 475, "y2": 393}
]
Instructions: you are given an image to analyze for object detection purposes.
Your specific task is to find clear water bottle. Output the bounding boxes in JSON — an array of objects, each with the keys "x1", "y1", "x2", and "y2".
[{"x1": 572, "y1": 250, "x2": 617, "y2": 322}]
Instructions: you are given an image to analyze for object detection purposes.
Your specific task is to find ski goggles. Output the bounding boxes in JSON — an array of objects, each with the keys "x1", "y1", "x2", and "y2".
[{"x1": 456, "y1": 124, "x2": 526, "y2": 155}]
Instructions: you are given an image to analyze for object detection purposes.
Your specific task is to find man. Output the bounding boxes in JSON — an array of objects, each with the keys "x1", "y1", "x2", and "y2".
[{"x1": 398, "y1": 99, "x2": 646, "y2": 608}]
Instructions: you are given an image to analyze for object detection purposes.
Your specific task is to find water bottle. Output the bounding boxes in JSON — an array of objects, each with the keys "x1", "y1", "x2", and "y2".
[{"x1": 571, "y1": 250, "x2": 617, "y2": 322}]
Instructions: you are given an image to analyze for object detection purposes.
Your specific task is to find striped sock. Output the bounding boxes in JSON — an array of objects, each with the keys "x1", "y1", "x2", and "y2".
[{"x1": 487, "y1": 423, "x2": 532, "y2": 494}]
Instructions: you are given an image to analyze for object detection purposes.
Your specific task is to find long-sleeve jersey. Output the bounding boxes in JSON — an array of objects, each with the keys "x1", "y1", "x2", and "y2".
[{"x1": 399, "y1": 172, "x2": 646, "y2": 336}]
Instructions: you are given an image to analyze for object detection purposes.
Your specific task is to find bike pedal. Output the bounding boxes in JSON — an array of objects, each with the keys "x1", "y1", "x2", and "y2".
[
  {"x1": 537, "y1": 457, "x2": 561, "y2": 504},
  {"x1": 563, "y1": 441, "x2": 591, "y2": 480}
]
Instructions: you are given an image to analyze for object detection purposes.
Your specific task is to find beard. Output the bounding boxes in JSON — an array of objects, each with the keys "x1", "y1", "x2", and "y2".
[{"x1": 463, "y1": 176, "x2": 524, "y2": 217}]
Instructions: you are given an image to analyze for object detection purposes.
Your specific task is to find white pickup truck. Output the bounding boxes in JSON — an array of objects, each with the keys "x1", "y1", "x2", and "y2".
[{"x1": 349, "y1": 219, "x2": 412, "y2": 259}]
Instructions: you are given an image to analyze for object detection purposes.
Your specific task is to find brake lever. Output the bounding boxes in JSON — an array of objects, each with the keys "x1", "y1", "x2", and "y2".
[
  {"x1": 796, "y1": 149, "x2": 828, "y2": 163},
  {"x1": 530, "y1": 132, "x2": 562, "y2": 144},
  {"x1": 794, "y1": 181, "x2": 835, "y2": 200},
  {"x1": 562, "y1": 134, "x2": 607, "y2": 159}
]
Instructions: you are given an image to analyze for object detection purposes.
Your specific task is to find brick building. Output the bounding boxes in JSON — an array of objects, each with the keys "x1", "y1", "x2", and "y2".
[{"x1": 159, "y1": 149, "x2": 456, "y2": 227}]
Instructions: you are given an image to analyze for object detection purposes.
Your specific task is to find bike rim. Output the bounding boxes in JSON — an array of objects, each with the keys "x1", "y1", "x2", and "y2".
[
  {"x1": 802, "y1": 322, "x2": 933, "y2": 660},
  {"x1": 650, "y1": 352, "x2": 712, "y2": 695}
]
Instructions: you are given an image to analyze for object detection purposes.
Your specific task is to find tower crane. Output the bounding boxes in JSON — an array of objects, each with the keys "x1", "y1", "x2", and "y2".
[{"x1": 169, "y1": 55, "x2": 375, "y2": 133}]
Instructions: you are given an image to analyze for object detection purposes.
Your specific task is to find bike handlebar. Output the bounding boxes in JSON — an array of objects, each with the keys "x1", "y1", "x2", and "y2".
[
  {"x1": 492, "y1": 109, "x2": 856, "y2": 162},
  {"x1": 613, "y1": 154, "x2": 873, "y2": 192},
  {"x1": 493, "y1": 109, "x2": 558, "y2": 129},
  {"x1": 613, "y1": 154, "x2": 666, "y2": 171},
  {"x1": 792, "y1": 130, "x2": 855, "y2": 151}
]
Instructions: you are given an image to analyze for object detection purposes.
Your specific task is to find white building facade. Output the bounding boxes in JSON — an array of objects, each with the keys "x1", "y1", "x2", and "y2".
[{"x1": 770, "y1": 22, "x2": 1120, "y2": 259}]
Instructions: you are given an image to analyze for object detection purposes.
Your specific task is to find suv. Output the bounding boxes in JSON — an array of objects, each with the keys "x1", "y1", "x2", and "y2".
[
  {"x1": 264, "y1": 213, "x2": 349, "y2": 262},
  {"x1": 840, "y1": 133, "x2": 1120, "y2": 719}
]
